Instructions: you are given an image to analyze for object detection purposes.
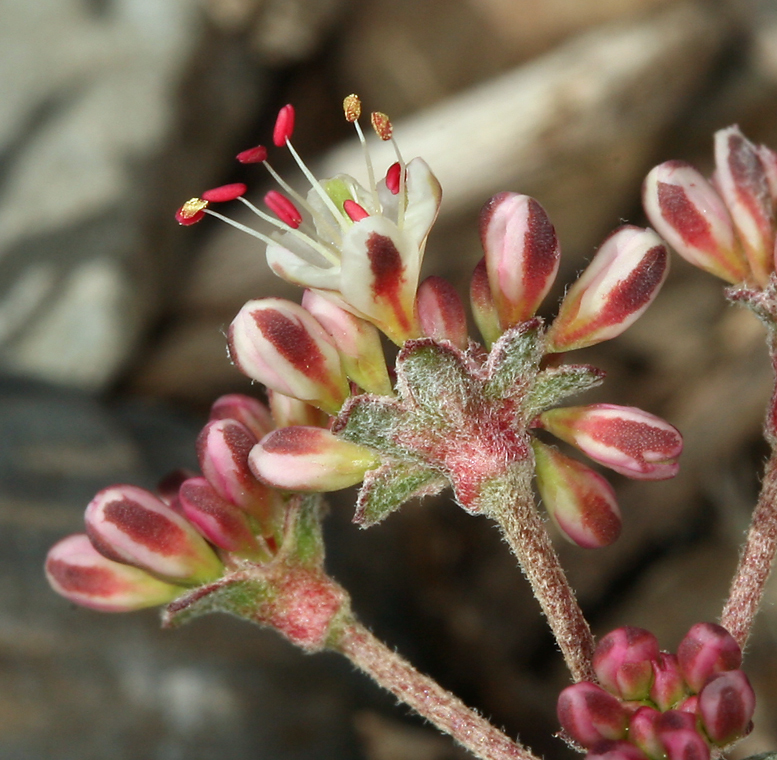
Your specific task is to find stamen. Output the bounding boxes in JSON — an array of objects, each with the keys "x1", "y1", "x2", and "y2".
[
  {"x1": 176, "y1": 198, "x2": 208, "y2": 225},
  {"x1": 385, "y1": 162, "x2": 401, "y2": 195},
  {"x1": 273, "y1": 104, "x2": 295, "y2": 147},
  {"x1": 236, "y1": 145, "x2": 268, "y2": 164},
  {"x1": 204, "y1": 209, "x2": 278, "y2": 246},
  {"x1": 265, "y1": 191, "x2": 303, "y2": 229},
  {"x1": 344, "y1": 94, "x2": 380, "y2": 213},
  {"x1": 371, "y1": 112, "x2": 393, "y2": 141},
  {"x1": 202, "y1": 183, "x2": 247, "y2": 203},
  {"x1": 343, "y1": 94, "x2": 361, "y2": 123},
  {"x1": 343, "y1": 199, "x2": 369, "y2": 221}
]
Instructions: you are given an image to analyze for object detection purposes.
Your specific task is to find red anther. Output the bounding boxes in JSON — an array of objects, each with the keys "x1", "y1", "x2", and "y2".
[
  {"x1": 273, "y1": 104, "x2": 295, "y2": 146},
  {"x1": 201, "y1": 183, "x2": 247, "y2": 203},
  {"x1": 343, "y1": 94, "x2": 361, "y2": 123},
  {"x1": 385, "y1": 162, "x2": 402, "y2": 194},
  {"x1": 175, "y1": 198, "x2": 207, "y2": 225},
  {"x1": 236, "y1": 145, "x2": 268, "y2": 164},
  {"x1": 343, "y1": 199, "x2": 369, "y2": 221},
  {"x1": 265, "y1": 190, "x2": 303, "y2": 228},
  {"x1": 371, "y1": 111, "x2": 393, "y2": 141}
]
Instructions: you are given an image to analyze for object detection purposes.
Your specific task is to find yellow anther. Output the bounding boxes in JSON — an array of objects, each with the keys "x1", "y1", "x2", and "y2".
[
  {"x1": 343, "y1": 94, "x2": 361, "y2": 123},
  {"x1": 370, "y1": 112, "x2": 393, "y2": 141},
  {"x1": 180, "y1": 197, "x2": 208, "y2": 219}
]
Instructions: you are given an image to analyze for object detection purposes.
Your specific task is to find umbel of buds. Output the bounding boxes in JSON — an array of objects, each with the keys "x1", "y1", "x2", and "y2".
[{"x1": 557, "y1": 623, "x2": 755, "y2": 759}]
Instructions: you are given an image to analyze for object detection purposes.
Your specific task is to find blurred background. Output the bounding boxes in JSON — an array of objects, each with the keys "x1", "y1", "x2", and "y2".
[{"x1": 2, "y1": 0, "x2": 777, "y2": 757}]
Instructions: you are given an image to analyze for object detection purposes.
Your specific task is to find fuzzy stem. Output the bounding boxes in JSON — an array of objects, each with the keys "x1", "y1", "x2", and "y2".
[
  {"x1": 334, "y1": 620, "x2": 540, "y2": 760},
  {"x1": 484, "y1": 463, "x2": 596, "y2": 683}
]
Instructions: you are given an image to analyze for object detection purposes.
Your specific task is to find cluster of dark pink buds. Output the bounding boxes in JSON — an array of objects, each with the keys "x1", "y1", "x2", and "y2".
[{"x1": 557, "y1": 623, "x2": 755, "y2": 759}]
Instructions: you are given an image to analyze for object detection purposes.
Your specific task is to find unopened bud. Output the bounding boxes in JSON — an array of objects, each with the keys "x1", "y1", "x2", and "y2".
[
  {"x1": 269, "y1": 391, "x2": 330, "y2": 428},
  {"x1": 586, "y1": 740, "x2": 650, "y2": 760},
  {"x1": 556, "y1": 681, "x2": 629, "y2": 748},
  {"x1": 417, "y1": 276, "x2": 468, "y2": 349},
  {"x1": 677, "y1": 623, "x2": 742, "y2": 693},
  {"x1": 628, "y1": 706, "x2": 664, "y2": 760},
  {"x1": 697, "y1": 669, "x2": 755, "y2": 746},
  {"x1": 593, "y1": 626, "x2": 659, "y2": 700},
  {"x1": 470, "y1": 257, "x2": 502, "y2": 347},
  {"x1": 651, "y1": 652, "x2": 688, "y2": 712},
  {"x1": 209, "y1": 393, "x2": 274, "y2": 441},
  {"x1": 656, "y1": 711, "x2": 710, "y2": 760}
]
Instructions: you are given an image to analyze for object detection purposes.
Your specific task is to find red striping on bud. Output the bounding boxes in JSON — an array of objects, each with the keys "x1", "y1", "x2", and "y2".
[
  {"x1": 417, "y1": 276, "x2": 468, "y2": 350},
  {"x1": 538, "y1": 404, "x2": 683, "y2": 481},
  {"x1": 273, "y1": 104, "x2": 295, "y2": 146},
  {"x1": 343, "y1": 199, "x2": 370, "y2": 221},
  {"x1": 343, "y1": 94, "x2": 361, "y2": 123},
  {"x1": 697, "y1": 670, "x2": 755, "y2": 746},
  {"x1": 265, "y1": 190, "x2": 303, "y2": 228},
  {"x1": 587, "y1": 740, "x2": 650, "y2": 760},
  {"x1": 269, "y1": 390, "x2": 330, "y2": 428},
  {"x1": 201, "y1": 183, "x2": 247, "y2": 203},
  {"x1": 470, "y1": 257, "x2": 502, "y2": 347},
  {"x1": 656, "y1": 711, "x2": 711, "y2": 760},
  {"x1": 593, "y1": 626, "x2": 659, "y2": 701},
  {"x1": 209, "y1": 394, "x2": 275, "y2": 441},
  {"x1": 556, "y1": 681, "x2": 629, "y2": 748},
  {"x1": 371, "y1": 111, "x2": 393, "y2": 141},
  {"x1": 480, "y1": 192, "x2": 560, "y2": 329},
  {"x1": 677, "y1": 623, "x2": 742, "y2": 693},
  {"x1": 84, "y1": 485, "x2": 222, "y2": 585},
  {"x1": 236, "y1": 144, "x2": 268, "y2": 164},
  {"x1": 385, "y1": 161, "x2": 402, "y2": 194},
  {"x1": 628, "y1": 707, "x2": 664, "y2": 760},
  {"x1": 46, "y1": 534, "x2": 182, "y2": 612},
  {"x1": 175, "y1": 198, "x2": 207, "y2": 225},
  {"x1": 651, "y1": 652, "x2": 688, "y2": 712}
]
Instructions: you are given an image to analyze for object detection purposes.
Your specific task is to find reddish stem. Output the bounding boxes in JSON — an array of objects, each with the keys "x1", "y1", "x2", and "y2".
[{"x1": 335, "y1": 620, "x2": 541, "y2": 760}]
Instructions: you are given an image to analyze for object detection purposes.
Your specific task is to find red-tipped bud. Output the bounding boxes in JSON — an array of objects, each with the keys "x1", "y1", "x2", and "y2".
[
  {"x1": 343, "y1": 94, "x2": 361, "y2": 123},
  {"x1": 385, "y1": 161, "x2": 402, "y2": 194},
  {"x1": 587, "y1": 740, "x2": 650, "y2": 760},
  {"x1": 546, "y1": 226, "x2": 668, "y2": 352},
  {"x1": 273, "y1": 104, "x2": 295, "y2": 146},
  {"x1": 537, "y1": 404, "x2": 683, "y2": 481},
  {"x1": 175, "y1": 197, "x2": 207, "y2": 225},
  {"x1": 697, "y1": 669, "x2": 755, "y2": 746},
  {"x1": 178, "y1": 477, "x2": 263, "y2": 558},
  {"x1": 209, "y1": 393, "x2": 275, "y2": 441},
  {"x1": 593, "y1": 626, "x2": 659, "y2": 700},
  {"x1": 556, "y1": 681, "x2": 629, "y2": 748},
  {"x1": 228, "y1": 298, "x2": 349, "y2": 414},
  {"x1": 656, "y1": 711, "x2": 710, "y2": 760},
  {"x1": 532, "y1": 441, "x2": 622, "y2": 549},
  {"x1": 343, "y1": 198, "x2": 370, "y2": 221},
  {"x1": 651, "y1": 652, "x2": 688, "y2": 712},
  {"x1": 84, "y1": 485, "x2": 222, "y2": 585},
  {"x1": 45, "y1": 534, "x2": 182, "y2": 612},
  {"x1": 269, "y1": 391, "x2": 330, "y2": 428},
  {"x1": 643, "y1": 160, "x2": 748, "y2": 284},
  {"x1": 265, "y1": 190, "x2": 303, "y2": 228},
  {"x1": 677, "y1": 623, "x2": 742, "y2": 693},
  {"x1": 236, "y1": 144, "x2": 268, "y2": 164},
  {"x1": 480, "y1": 192, "x2": 560, "y2": 329},
  {"x1": 417, "y1": 276, "x2": 468, "y2": 349},
  {"x1": 629, "y1": 707, "x2": 664, "y2": 760},
  {"x1": 201, "y1": 183, "x2": 247, "y2": 203},
  {"x1": 249, "y1": 426, "x2": 379, "y2": 492},
  {"x1": 714, "y1": 126, "x2": 775, "y2": 286},
  {"x1": 371, "y1": 111, "x2": 392, "y2": 140},
  {"x1": 470, "y1": 257, "x2": 502, "y2": 347}
]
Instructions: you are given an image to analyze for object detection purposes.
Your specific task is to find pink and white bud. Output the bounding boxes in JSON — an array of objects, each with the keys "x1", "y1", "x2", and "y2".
[
  {"x1": 178, "y1": 477, "x2": 263, "y2": 558},
  {"x1": 651, "y1": 652, "x2": 688, "y2": 712},
  {"x1": 470, "y1": 257, "x2": 502, "y2": 346},
  {"x1": 416, "y1": 276, "x2": 468, "y2": 349},
  {"x1": 593, "y1": 626, "x2": 659, "y2": 701},
  {"x1": 757, "y1": 143, "x2": 777, "y2": 205},
  {"x1": 249, "y1": 426, "x2": 379, "y2": 492},
  {"x1": 656, "y1": 711, "x2": 710, "y2": 760},
  {"x1": 556, "y1": 681, "x2": 629, "y2": 748},
  {"x1": 228, "y1": 298, "x2": 350, "y2": 414},
  {"x1": 629, "y1": 707, "x2": 665, "y2": 760},
  {"x1": 532, "y1": 441, "x2": 622, "y2": 549},
  {"x1": 643, "y1": 160, "x2": 748, "y2": 284},
  {"x1": 209, "y1": 393, "x2": 275, "y2": 441},
  {"x1": 45, "y1": 534, "x2": 182, "y2": 612},
  {"x1": 677, "y1": 623, "x2": 742, "y2": 693},
  {"x1": 714, "y1": 126, "x2": 775, "y2": 286},
  {"x1": 268, "y1": 391, "x2": 329, "y2": 429},
  {"x1": 697, "y1": 670, "x2": 755, "y2": 746},
  {"x1": 302, "y1": 290, "x2": 392, "y2": 395},
  {"x1": 545, "y1": 226, "x2": 668, "y2": 352},
  {"x1": 84, "y1": 485, "x2": 222, "y2": 585},
  {"x1": 480, "y1": 192, "x2": 560, "y2": 329},
  {"x1": 586, "y1": 740, "x2": 650, "y2": 760},
  {"x1": 538, "y1": 404, "x2": 682, "y2": 480}
]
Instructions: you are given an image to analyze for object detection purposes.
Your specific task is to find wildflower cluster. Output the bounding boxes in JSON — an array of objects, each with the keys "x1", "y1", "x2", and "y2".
[{"x1": 558, "y1": 623, "x2": 755, "y2": 760}]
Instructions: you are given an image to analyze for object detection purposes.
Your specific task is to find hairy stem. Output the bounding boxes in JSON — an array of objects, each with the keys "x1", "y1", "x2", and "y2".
[
  {"x1": 484, "y1": 463, "x2": 596, "y2": 683},
  {"x1": 335, "y1": 620, "x2": 541, "y2": 760}
]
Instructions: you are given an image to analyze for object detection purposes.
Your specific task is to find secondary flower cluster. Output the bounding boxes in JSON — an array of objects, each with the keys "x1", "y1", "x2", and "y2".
[{"x1": 557, "y1": 623, "x2": 755, "y2": 760}]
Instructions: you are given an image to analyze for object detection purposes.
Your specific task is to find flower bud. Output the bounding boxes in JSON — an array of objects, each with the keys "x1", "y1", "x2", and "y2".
[
  {"x1": 470, "y1": 257, "x2": 502, "y2": 347},
  {"x1": 642, "y1": 160, "x2": 748, "y2": 284},
  {"x1": 416, "y1": 276, "x2": 468, "y2": 350},
  {"x1": 85, "y1": 484, "x2": 223, "y2": 585},
  {"x1": 479, "y1": 192, "x2": 560, "y2": 329},
  {"x1": 556, "y1": 681, "x2": 629, "y2": 748},
  {"x1": 249, "y1": 427, "x2": 379, "y2": 492},
  {"x1": 178, "y1": 477, "x2": 264, "y2": 559},
  {"x1": 545, "y1": 226, "x2": 668, "y2": 352},
  {"x1": 532, "y1": 441, "x2": 621, "y2": 549},
  {"x1": 268, "y1": 390, "x2": 330, "y2": 428},
  {"x1": 714, "y1": 126, "x2": 775, "y2": 286},
  {"x1": 538, "y1": 404, "x2": 682, "y2": 480},
  {"x1": 629, "y1": 707, "x2": 664, "y2": 760},
  {"x1": 677, "y1": 623, "x2": 742, "y2": 693},
  {"x1": 302, "y1": 290, "x2": 392, "y2": 395},
  {"x1": 651, "y1": 652, "x2": 688, "y2": 712},
  {"x1": 587, "y1": 740, "x2": 650, "y2": 760},
  {"x1": 209, "y1": 394, "x2": 274, "y2": 440},
  {"x1": 45, "y1": 534, "x2": 182, "y2": 612},
  {"x1": 228, "y1": 298, "x2": 350, "y2": 414},
  {"x1": 697, "y1": 670, "x2": 754, "y2": 746},
  {"x1": 656, "y1": 711, "x2": 710, "y2": 760},
  {"x1": 593, "y1": 626, "x2": 659, "y2": 700}
]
